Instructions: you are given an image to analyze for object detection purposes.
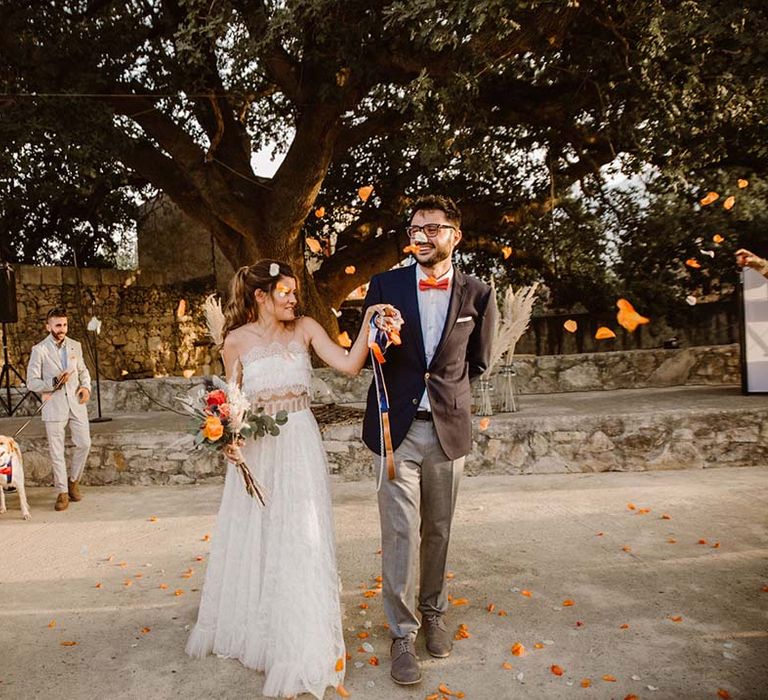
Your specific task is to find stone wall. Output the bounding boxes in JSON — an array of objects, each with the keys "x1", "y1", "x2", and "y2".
[
  {"x1": 3, "y1": 344, "x2": 742, "y2": 417},
  {"x1": 7, "y1": 264, "x2": 222, "y2": 383}
]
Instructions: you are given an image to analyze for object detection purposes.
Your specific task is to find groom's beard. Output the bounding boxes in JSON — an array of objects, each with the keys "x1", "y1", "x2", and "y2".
[{"x1": 416, "y1": 243, "x2": 452, "y2": 266}]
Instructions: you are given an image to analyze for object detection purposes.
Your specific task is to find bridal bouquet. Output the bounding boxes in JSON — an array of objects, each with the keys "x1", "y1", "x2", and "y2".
[{"x1": 178, "y1": 377, "x2": 288, "y2": 505}]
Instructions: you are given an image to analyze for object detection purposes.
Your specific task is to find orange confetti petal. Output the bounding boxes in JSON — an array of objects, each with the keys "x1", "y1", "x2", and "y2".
[
  {"x1": 712, "y1": 541, "x2": 721, "y2": 549},
  {"x1": 637, "y1": 507, "x2": 651, "y2": 514},
  {"x1": 627, "y1": 502, "x2": 636, "y2": 510},
  {"x1": 562, "y1": 599, "x2": 575, "y2": 607},
  {"x1": 148, "y1": 516, "x2": 158, "y2": 522},
  {"x1": 359, "y1": 603, "x2": 368, "y2": 609},
  {"x1": 761, "y1": 585, "x2": 768, "y2": 592},
  {"x1": 564, "y1": 319, "x2": 577, "y2": 333},
  {"x1": 713, "y1": 234, "x2": 725, "y2": 244},
  {"x1": 174, "y1": 589, "x2": 184, "y2": 596},
  {"x1": 124, "y1": 579, "x2": 133, "y2": 587},
  {"x1": 669, "y1": 615, "x2": 683, "y2": 622},
  {"x1": 141, "y1": 627, "x2": 151, "y2": 634},
  {"x1": 314, "y1": 206, "x2": 325, "y2": 218},
  {"x1": 358, "y1": 185, "x2": 374, "y2": 202},
  {"x1": 357, "y1": 631, "x2": 369, "y2": 639},
  {"x1": 95, "y1": 582, "x2": 102, "y2": 589},
  {"x1": 501, "y1": 245, "x2": 513, "y2": 260},
  {"x1": 616, "y1": 298, "x2": 650, "y2": 333},
  {"x1": 667, "y1": 538, "x2": 677, "y2": 544},
  {"x1": 737, "y1": 179, "x2": 748, "y2": 189},
  {"x1": 306, "y1": 237, "x2": 322, "y2": 254},
  {"x1": 60, "y1": 641, "x2": 78, "y2": 647},
  {"x1": 498, "y1": 610, "x2": 508, "y2": 616},
  {"x1": 345, "y1": 265, "x2": 356, "y2": 275},
  {"x1": 336, "y1": 684, "x2": 350, "y2": 698},
  {"x1": 48, "y1": 620, "x2": 56, "y2": 628},
  {"x1": 451, "y1": 597, "x2": 469, "y2": 606},
  {"x1": 521, "y1": 590, "x2": 532, "y2": 598},
  {"x1": 619, "y1": 623, "x2": 630, "y2": 629},
  {"x1": 698, "y1": 539, "x2": 707, "y2": 545},
  {"x1": 438, "y1": 684, "x2": 455, "y2": 696},
  {"x1": 551, "y1": 664, "x2": 564, "y2": 676},
  {"x1": 534, "y1": 642, "x2": 545, "y2": 649},
  {"x1": 511, "y1": 642, "x2": 525, "y2": 657},
  {"x1": 700, "y1": 191, "x2": 719, "y2": 206},
  {"x1": 661, "y1": 513, "x2": 672, "y2": 520},
  {"x1": 581, "y1": 678, "x2": 591, "y2": 688},
  {"x1": 602, "y1": 674, "x2": 617, "y2": 682},
  {"x1": 403, "y1": 244, "x2": 419, "y2": 255},
  {"x1": 337, "y1": 331, "x2": 352, "y2": 348},
  {"x1": 478, "y1": 417, "x2": 490, "y2": 431},
  {"x1": 362, "y1": 590, "x2": 377, "y2": 598},
  {"x1": 202, "y1": 534, "x2": 210, "y2": 541},
  {"x1": 685, "y1": 258, "x2": 702, "y2": 269},
  {"x1": 596, "y1": 531, "x2": 604, "y2": 536},
  {"x1": 625, "y1": 695, "x2": 639, "y2": 700},
  {"x1": 723, "y1": 195, "x2": 736, "y2": 210},
  {"x1": 159, "y1": 583, "x2": 168, "y2": 590},
  {"x1": 595, "y1": 326, "x2": 616, "y2": 340},
  {"x1": 502, "y1": 661, "x2": 513, "y2": 670},
  {"x1": 368, "y1": 655, "x2": 379, "y2": 666},
  {"x1": 446, "y1": 571, "x2": 455, "y2": 580},
  {"x1": 195, "y1": 555, "x2": 204, "y2": 561},
  {"x1": 426, "y1": 695, "x2": 440, "y2": 700},
  {"x1": 622, "y1": 546, "x2": 632, "y2": 552},
  {"x1": 718, "y1": 689, "x2": 732, "y2": 699}
]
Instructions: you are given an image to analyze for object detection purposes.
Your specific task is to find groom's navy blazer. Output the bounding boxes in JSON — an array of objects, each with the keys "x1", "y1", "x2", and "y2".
[{"x1": 362, "y1": 265, "x2": 497, "y2": 460}]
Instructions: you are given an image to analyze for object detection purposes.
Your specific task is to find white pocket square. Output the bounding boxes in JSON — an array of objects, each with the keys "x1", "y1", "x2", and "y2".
[{"x1": 456, "y1": 316, "x2": 473, "y2": 323}]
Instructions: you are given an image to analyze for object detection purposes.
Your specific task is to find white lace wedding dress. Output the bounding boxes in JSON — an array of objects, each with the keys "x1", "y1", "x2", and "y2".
[{"x1": 185, "y1": 340, "x2": 346, "y2": 698}]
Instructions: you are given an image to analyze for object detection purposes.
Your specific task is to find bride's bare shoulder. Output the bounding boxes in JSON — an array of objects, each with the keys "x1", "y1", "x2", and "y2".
[{"x1": 222, "y1": 326, "x2": 252, "y2": 357}]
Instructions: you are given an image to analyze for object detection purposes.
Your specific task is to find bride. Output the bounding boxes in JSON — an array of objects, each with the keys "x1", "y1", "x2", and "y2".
[{"x1": 186, "y1": 259, "x2": 394, "y2": 698}]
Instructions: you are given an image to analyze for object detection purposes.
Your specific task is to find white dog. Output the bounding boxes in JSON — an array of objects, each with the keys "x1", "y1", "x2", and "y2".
[{"x1": 0, "y1": 436, "x2": 31, "y2": 520}]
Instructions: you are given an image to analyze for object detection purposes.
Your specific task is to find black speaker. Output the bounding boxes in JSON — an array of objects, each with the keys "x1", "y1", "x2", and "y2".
[{"x1": 0, "y1": 263, "x2": 18, "y2": 323}]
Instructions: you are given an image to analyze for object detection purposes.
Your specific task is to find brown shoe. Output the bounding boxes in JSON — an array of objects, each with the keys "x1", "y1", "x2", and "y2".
[
  {"x1": 55, "y1": 493, "x2": 69, "y2": 511},
  {"x1": 424, "y1": 613, "x2": 452, "y2": 658},
  {"x1": 68, "y1": 479, "x2": 82, "y2": 502},
  {"x1": 390, "y1": 637, "x2": 421, "y2": 685}
]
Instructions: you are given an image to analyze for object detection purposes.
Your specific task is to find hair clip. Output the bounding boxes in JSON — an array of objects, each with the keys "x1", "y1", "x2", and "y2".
[{"x1": 269, "y1": 263, "x2": 280, "y2": 277}]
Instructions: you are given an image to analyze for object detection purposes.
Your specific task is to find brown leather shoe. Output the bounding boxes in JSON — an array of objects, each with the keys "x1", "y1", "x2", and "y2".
[
  {"x1": 390, "y1": 637, "x2": 421, "y2": 685},
  {"x1": 55, "y1": 493, "x2": 69, "y2": 511},
  {"x1": 68, "y1": 479, "x2": 82, "y2": 502},
  {"x1": 423, "y1": 613, "x2": 452, "y2": 658}
]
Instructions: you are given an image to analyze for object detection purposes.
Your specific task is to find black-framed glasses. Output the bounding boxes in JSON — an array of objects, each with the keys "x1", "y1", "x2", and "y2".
[{"x1": 406, "y1": 223, "x2": 456, "y2": 239}]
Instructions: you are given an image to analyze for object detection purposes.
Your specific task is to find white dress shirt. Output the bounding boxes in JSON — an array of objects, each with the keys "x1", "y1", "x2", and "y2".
[{"x1": 416, "y1": 264, "x2": 453, "y2": 411}]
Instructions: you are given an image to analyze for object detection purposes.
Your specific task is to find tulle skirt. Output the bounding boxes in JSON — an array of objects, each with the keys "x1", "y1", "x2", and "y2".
[{"x1": 185, "y1": 409, "x2": 345, "y2": 698}]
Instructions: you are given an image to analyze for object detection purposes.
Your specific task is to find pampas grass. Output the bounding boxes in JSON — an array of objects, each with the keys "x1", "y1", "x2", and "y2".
[
  {"x1": 203, "y1": 294, "x2": 226, "y2": 347},
  {"x1": 486, "y1": 280, "x2": 539, "y2": 375}
]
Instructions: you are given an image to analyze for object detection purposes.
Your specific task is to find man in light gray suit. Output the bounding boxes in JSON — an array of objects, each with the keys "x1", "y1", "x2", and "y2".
[{"x1": 26, "y1": 307, "x2": 92, "y2": 511}]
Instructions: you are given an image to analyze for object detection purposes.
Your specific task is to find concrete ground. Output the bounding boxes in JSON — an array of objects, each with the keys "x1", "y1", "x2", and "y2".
[{"x1": 1, "y1": 467, "x2": 766, "y2": 700}]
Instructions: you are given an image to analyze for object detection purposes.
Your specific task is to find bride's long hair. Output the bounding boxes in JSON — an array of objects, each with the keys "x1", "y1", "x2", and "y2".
[{"x1": 222, "y1": 260, "x2": 296, "y2": 341}]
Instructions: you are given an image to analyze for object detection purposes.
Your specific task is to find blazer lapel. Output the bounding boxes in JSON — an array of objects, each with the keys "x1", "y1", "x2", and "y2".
[
  {"x1": 44, "y1": 336, "x2": 64, "y2": 371},
  {"x1": 430, "y1": 268, "x2": 467, "y2": 368},
  {"x1": 401, "y1": 267, "x2": 427, "y2": 366}
]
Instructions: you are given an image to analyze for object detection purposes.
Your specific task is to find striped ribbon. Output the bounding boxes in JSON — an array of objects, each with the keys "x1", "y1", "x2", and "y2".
[{"x1": 369, "y1": 315, "x2": 398, "y2": 488}]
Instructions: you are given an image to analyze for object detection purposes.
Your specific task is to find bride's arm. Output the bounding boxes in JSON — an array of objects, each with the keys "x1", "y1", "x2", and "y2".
[
  {"x1": 221, "y1": 336, "x2": 243, "y2": 385},
  {"x1": 300, "y1": 305, "x2": 394, "y2": 376}
]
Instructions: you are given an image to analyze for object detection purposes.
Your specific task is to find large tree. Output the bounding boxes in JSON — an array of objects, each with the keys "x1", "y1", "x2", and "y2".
[{"x1": 2, "y1": 0, "x2": 766, "y2": 323}]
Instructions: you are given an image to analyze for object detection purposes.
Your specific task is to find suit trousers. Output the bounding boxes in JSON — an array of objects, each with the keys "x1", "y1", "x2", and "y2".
[
  {"x1": 376, "y1": 419, "x2": 464, "y2": 640},
  {"x1": 45, "y1": 409, "x2": 91, "y2": 492}
]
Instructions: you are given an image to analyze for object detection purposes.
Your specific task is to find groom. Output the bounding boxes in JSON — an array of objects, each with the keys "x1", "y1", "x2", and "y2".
[{"x1": 362, "y1": 194, "x2": 496, "y2": 685}]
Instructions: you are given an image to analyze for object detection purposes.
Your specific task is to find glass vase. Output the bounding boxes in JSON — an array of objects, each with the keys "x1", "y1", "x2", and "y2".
[{"x1": 494, "y1": 364, "x2": 519, "y2": 413}]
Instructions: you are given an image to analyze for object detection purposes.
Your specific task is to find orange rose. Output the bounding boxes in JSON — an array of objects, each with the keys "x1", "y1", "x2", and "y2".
[{"x1": 202, "y1": 416, "x2": 224, "y2": 441}]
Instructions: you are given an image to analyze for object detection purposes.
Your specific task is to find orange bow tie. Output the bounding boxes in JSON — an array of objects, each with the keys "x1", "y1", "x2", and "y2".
[{"x1": 419, "y1": 276, "x2": 450, "y2": 291}]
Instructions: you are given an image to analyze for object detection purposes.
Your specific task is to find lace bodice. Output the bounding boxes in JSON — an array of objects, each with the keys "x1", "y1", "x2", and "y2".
[{"x1": 240, "y1": 340, "x2": 312, "y2": 403}]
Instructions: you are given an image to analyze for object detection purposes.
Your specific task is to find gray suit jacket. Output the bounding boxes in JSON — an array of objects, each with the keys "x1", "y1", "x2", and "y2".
[{"x1": 26, "y1": 335, "x2": 92, "y2": 422}]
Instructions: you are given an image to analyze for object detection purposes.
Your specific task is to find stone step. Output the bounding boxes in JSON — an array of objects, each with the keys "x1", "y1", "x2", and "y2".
[{"x1": 3, "y1": 385, "x2": 765, "y2": 486}]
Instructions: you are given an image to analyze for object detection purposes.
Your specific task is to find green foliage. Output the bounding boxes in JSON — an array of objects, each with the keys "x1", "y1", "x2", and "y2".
[{"x1": 1, "y1": 0, "x2": 766, "y2": 319}]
